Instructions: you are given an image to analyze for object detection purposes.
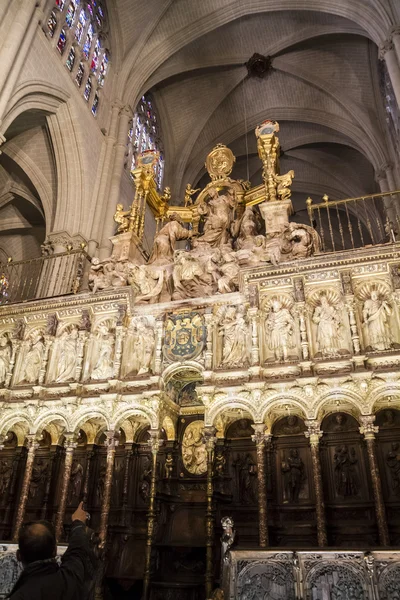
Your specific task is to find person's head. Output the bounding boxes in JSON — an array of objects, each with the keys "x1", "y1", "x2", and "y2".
[{"x1": 17, "y1": 521, "x2": 56, "y2": 566}]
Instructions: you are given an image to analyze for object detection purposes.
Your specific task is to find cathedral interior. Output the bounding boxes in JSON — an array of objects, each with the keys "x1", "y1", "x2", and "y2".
[{"x1": 2, "y1": 1, "x2": 400, "y2": 599}]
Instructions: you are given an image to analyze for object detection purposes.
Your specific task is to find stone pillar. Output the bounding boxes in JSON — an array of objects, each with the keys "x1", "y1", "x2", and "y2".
[
  {"x1": 251, "y1": 424, "x2": 269, "y2": 547},
  {"x1": 13, "y1": 434, "x2": 38, "y2": 541},
  {"x1": 248, "y1": 307, "x2": 260, "y2": 366},
  {"x1": 380, "y1": 40, "x2": 400, "y2": 109},
  {"x1": 360, "y1": 415, "x2": 390, "y2": 546},
  {"x1": 99, "y1": 105, "x2": 133, "y2": 260},
  {"x1": 99, "y1": 431, "x2": 119, "y2": 547},
  {"x1": 203, "y1": 426, "x2": 217, "y2": 598},
  {"x1": 143, "y1": 429, "x2": 163, "y2": 600},
  {"x1": 305, "y1": 420, "x2": 328, "y2": 547},
  {"x1": 55, "y1": 433, "x2": 77, "y2": 541},
  {"x1": 376, "y1": 169, "x2": 398, "y2": 227},
  {"x1": 390, "y1": 27, "x2": 400, "y2": 69}
]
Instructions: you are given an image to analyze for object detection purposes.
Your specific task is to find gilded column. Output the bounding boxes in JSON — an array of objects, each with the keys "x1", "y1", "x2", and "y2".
[
  {"x1": 360, "y1": 415, "x2": 390, "y2": 546},
  {"x1": 251, "y1": 424, "x2": 269, "y2": 547},
  {"x1": 13, "y1": 434, "x2": 38, "y2": 541},
  {"x1": 99, "y1": 431, "x2": 119, "y2": 547},
  {"x1": 55, "y1": 433, "x2": 77, "y2": 541},
  {"x1": 305, "y1": 420, "x2": 327, "y2": 547},
  {"x1": 143, "y1": 430, "x2": 163, "y2": 600},
  {"x1": 203, "y1": 426, "x2": 217, "y2": 597}
]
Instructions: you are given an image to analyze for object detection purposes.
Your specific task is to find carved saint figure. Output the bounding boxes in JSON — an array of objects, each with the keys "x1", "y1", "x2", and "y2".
[
  {"x1": 264, "y1": 299, "x2": 295, "y2": 361},
  {"x1": 29, "y1": 458, "x2": 48, "y2": 500},
  {"x1": 139, "y1": 456, "x2": 152, "y2": 501},
  {"x1": 182, "y1": 421, "x2": 207, "y2": 475},
  {"x1": 334, "y1": 445, "x2": 359, "y2": 497},
  {"x1": 214, "y1": 450, "x2": 226, "y2": 477},
  {"x1": 123, "y1": 318, "x2": 155, "y2": 376},
  {"x1": 234, "y1": 453, "x2": 257, "y2": 504},
  {"x1": 22, "y1": 331, "x2": 44, "y2": 384},
  {"x1": 113, "y1": 203, "x2": 130, "y2": 233},
  {"x1": 55, "y1": 327, "x2": 78, "y2": 382},
  {"x1": 386, "y1": 442, "x2": 400, "y2": 496},
  {"x1": 0, "y1": 459, "x2": 12, "y2": 499},
  {"x1": 164, "y1": 453, "x2": 174, "y2": 479},
  {"x1": 221, "y1": 516, "x2": 235, "y2": 563},
  {"x1": 68, "y1": 460, "x2": 84, "y2": 503},
  {"x1": 197, "y1": 187, "x2": 237, "y2": 248},
  {"x1": 0, "y1": 334, "x2": 11, "y2": 385},
  {"x1": 218, "y1": 306, "x2": 250, "y2": 368},
  {"x1": 281, "y1": 448, "x2": 305, "y2": 503},
  {"x1": 91, "y1": 325, "x2": 114, "y2": 380},
  {"x1": 312, "y1": 295, "x2": 341, "y2": 356},
  {"x1": 148, "y1": 213, "x2": 191, "y2": 265},
  {"x1": 362, "y1": 290, "x2": 392, "y2": 350}
]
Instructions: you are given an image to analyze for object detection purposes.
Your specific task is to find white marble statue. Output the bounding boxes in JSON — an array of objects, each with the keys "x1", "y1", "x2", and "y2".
[
  {"x1": 55, "y1": 327, "x2": 79, "y2": 382},
  {"x1": 22, "y1": 331, "x2": 45, "y2": 383},
  {"x1": 91, "y1": 324, "x2": 115, "y2": 380},
  {"x1": 0, "y1": 334, "x2": 11, "y2": 385},
  {"x1": 172, "y1": 247, "x2": 220, "y2": 300},
  {"x1": 217, "y1": 251, "x2": 240, "y2": 294},
  {"x1": 265, "y1": 299, "x2": 295, "y2": 361},
  {"x1": 312, "y1": 295, "x2": 341, "y2": 356},
  {"x1": 148, "y1": 213, "x2": 191, "y2": 265},
  {"x1": 218, "y1": 306, "x2": 250, "y2": 368},
  {"x1": 197, "y1": 187, "x2": 237, "y2": 248},
  {"x1": 362, "y1": 290, "x2": 392, "y2": 351},
  {"x1": 122, "y1": 318, "x2": 155, "y2": 376}
]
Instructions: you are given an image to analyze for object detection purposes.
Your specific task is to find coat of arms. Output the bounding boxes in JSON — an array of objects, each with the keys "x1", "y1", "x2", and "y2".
[{"x1": 164, "y1": 311, "x2": 206, "y2": 361}]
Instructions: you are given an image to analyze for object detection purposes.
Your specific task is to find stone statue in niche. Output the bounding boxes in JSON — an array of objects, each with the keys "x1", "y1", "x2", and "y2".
[
  {"x1": 54, "y1": 326, "x2": 79, "y2": 382},
  {"x1": 91, "y1": 324, "x2": 115, "y2": 380},
  {"x1": 332, "y1": 413, "x2": 346, "y2": 432},
  {"x1": 386, "y1": 443, "x2": 400, "y2": 496},
  {"x1": 218, "y1": 306, "x2": 250, "y2": 368},
  {"x1": 264, "y1": 298, "x2": 295, "y2": 361},
  {"x1": 0, "y1": 334, "x2": 11, "y2": 385},
  {"x1": 362, "y1": 289, "x2": 392, "y2": 350},
  {"x1": 122, "y1": 317, "x2": 155, "y2": 376},
  {"x1": 29, "y1": 458, "x2": 48, "y2": 500},
  {"x1": 196, "y1": 187, "x2": 237, "y2": 248},
  {"x1": 381, "y1": 409, "x2": 398, "y2": 428},
  {"x1": 22, "y1": 330, "x2": 45, "y2": 384},
  {"x1": 275, "y1": 415, "x2": 304, "y2": 435},
  {"x1": 148, "y1": 213, "x2": 192, "y2": 265},
  {"x1": 334, "y1": 445, "x2": 359, "y2": 497},
  {"x1": 139, "y1": 456, "x2": 152, "y2": 501},
  {"x1": 312, "y1": 294, "x2": 342, "y2": 356},
  {"x1": 164, "y1": 453, "x2": 174, "y2": 479},
  {"x1": 281, "y1": 448, "x2": 305, "y2": 503},
  {"x1": 181, "y1": 421, "x2": 207, "y2": 475},
  {"x1": 0, "y1": 459, "x2": 12, "y2": 500},
  {"x1": 234, "y1": 453, "x2": 257, "y2": 504},
  {"x1": 45, "y1": 313, "x2": 58, "y2": 337},
  {"x1": 13, "y1": 319, "x2": 25, "y2": 341},
  {"x1": 228, "y1": 419, "x2": 254, "y2": 438},
  {"x1": 68, "y1": 460, "x2": 84, "y2": 503},
  {"x1": 214, "y1": 449, "x2": 226, "y2": 477},
  {"x1": 294, "y1": 278, "x2": 305, "y2": 302}
]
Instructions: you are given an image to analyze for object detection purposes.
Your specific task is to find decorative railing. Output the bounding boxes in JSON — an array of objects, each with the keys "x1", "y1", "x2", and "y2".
[
  {"x1": 0, "y1": 250, "x2": 91, "y2": 305},
  {"x1": 306, "y1": 190, "x2": 400, "y2": 252}
]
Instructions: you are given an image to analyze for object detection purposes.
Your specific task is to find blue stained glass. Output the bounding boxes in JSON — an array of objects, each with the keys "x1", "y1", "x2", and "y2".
[
  {"x1": 65, "y1": 1, "x2": 76, "y2": 27},
  {"x1": 91, "y1": 92, "x2": 99, "y2": 116},
  {"x1": 57, "y1": 29, "x2": 67, "y2": 53},
  {"x1": 75, "y1": 9, "x2": 86, "y2": 42},
  {"x1": 83, "y1": 23, "x2": 93, "y2": 58}
]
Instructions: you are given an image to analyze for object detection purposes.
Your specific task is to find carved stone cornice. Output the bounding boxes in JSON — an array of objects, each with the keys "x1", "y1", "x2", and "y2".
[{"x1": 379, "y1": 39, "x2": 394, "y2": 59}]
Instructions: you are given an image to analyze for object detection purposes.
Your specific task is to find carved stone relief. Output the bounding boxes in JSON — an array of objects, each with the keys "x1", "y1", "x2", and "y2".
[
  {"x1": 181, "y1": 420, "x2": 207, "y2": 475},
  {"x1": 308, "y1": 289, "x2": 351, "y2": 358},
  {"x1": 215, "y1": 305, "x2": 251, "y2": 369},
  {"x1": 121, "y1": 316, "x2": 155, "y2": 377}
]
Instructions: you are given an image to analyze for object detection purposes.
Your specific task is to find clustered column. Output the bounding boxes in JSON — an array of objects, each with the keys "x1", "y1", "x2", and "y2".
[
  {"x1": 55, "y1": 433, "x2": 77, "y2": 541},
  {"x1": 13, "y1": 434, "x2": 38, "y2": 541},
  {"x1": 251, "y1": 424, "x2": 269, "y2": 547},
  {"x1": 305, "y1": 420, "x2": 327, "y2": 547},
  {"x1": 360, "y1": 415, "x2": 390, "y2": 546}
]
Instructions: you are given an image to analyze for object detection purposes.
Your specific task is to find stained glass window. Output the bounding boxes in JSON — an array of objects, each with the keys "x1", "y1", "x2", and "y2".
[
  {"x1": 66, "y1": 46, "x2": 75, "y2": 71},
  {"x1": 65, "y1": 1, "x2": 77, "y2": 27},
  {"x1": 98, "y1": 50, "x2": 109, "y2": 86},
  {"x1": 75, "y1": 62, "x2": 84, "y2": 86},
  {"x1": 47, "y1": 11, "x2": 57, "y2": 37},
  {"x1": 83, "y1": 23, "x2": 94, "y2": 59},
  {"x1": 55, "y1": 0, "x2": 66, "y2": 9},
  {"x1": 84, "y1": 76, "x2": 92, "y2": 101},
  {"x1": 128, "y1": 94, "x2": 164, "y2": 189},
  {"x1": 57, "y1": 29, "x2": 67, "y2": 54},
  {"x1": 91, "y1": 38, "x2": 101, "y2": 72},
  {"x1": 75, "y1": 8, "x2": 86, "y2": 42},
  {"x1": 91, "y1": 92, "x2": 99, "y2": 116}
]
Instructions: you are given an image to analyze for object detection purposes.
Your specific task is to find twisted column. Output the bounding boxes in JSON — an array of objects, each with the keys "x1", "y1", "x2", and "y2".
[
  {"x1": 204, "y1": 426, "x2": 217, "y2": 598},
  {"x1": 360, "y1": 415, "x2": 390, "y2": 546},
  {"x1": 13, "y1": 434, "x2": 38, "y2": 541},
  {"x1": 143, "y1": 429, "x2": 163, "y2": 600},
  {"x1": 99, "y1": 431, "x2": 119, "y2": 547},
  {"x1": 305, "y1": 420, "x2": 327, "y2": 547},
  {"x1": 251, "y1": 424, "x2": 269, "y2": 547},
  {"x1": 55, "y1": 433, "x2": 77, "y2": 541}
]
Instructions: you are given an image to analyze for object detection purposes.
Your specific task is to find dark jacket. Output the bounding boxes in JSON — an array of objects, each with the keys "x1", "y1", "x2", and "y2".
[{"x1": 8, "y1": 521, "x2": 98, "y2": 600}]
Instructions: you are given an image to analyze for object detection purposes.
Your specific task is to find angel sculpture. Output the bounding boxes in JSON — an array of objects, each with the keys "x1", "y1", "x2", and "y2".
[
  {"x1": 113, "y1": 203, "x2": 130, "y2": 233},
  {"x1": 184, "y1": 183, "x2": 200, "y2": 207},
  {"x1": 274, "y1": 169, "x2": 294, "y2": 202}
]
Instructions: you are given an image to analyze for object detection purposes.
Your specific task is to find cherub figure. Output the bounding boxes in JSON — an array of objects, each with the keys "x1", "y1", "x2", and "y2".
[
  {"x1": 113, "y1": 203, "x2": 130, "y2": 233},
  {"x1": 184, "y1": 183, "x2": 200, "y2": 207}
]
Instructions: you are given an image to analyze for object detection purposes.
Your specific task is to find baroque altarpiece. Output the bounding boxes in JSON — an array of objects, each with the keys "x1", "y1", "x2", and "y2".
[{"x1": 1, "y1": 121, "x2": 400, "y2": 599}]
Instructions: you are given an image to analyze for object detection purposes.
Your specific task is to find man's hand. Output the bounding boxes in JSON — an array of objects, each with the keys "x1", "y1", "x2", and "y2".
[{"x1": 72, "y1": 501, "x2": 87, "y2": 523}]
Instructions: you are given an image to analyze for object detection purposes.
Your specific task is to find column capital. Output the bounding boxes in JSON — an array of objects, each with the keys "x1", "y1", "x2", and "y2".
[
  {"x1": 380, "y1": 161, "x2": 394, "y2": 173},
  {"x1": 63, "y1": 432, "x2": 78, "y2": 449},
  {"x1": 203, "y1": 426, "x2": 218, "y2": 452},
  {"x1": 305, "y1": 420, "x2": 323, "y2": 446},
  {"x1": 379, "y1": 39, "x2": 394, "y2": 59},
  {"x1": 119, "y1": 104, "x2": 134, "y2": 120},
  {"x1": 360, "y1": 415, "x2": 379, "y2": 439},
  {"x1": 26, "y1": 433, "x2": 39, "y2": 451},
  {"x1": 104, "y1": 430, "x2": 119, "y2": 450},
  {"x1": 389, "y1": 26, "x2": 400, "y2": 40},
  {"x1": 251, "y1": 423, "x2": 269, "y2": 445},
  {"x1": 375, "y1": 169, "x2": 388, "y2": 183},
  {"x1": 148, "y1": 429, "x2": 163, "y2": 454}
]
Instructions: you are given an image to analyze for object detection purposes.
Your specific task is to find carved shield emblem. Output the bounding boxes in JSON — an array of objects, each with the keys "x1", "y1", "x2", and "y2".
[{"x1": 164, "y1": 311, "x2": 206, "y2": 361}]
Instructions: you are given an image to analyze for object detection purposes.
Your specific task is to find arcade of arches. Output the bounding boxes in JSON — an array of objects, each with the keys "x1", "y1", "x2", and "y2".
[{"x1": 3, "y1": 1, "x2": 400, "y2": 599}]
